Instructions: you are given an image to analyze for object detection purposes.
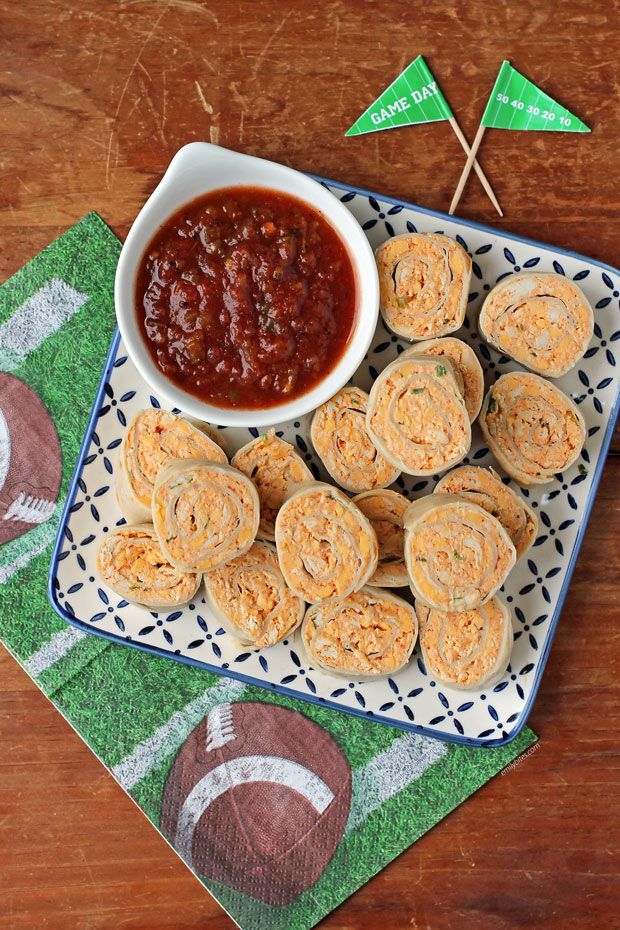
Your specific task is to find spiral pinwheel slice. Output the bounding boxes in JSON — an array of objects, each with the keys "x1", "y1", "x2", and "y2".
[
  {"x1": 376, "y1": 232, "x2": 471, "y2": 340},
  {"x1": 479, "y1": 272, "x2": 594, "y2": 378},
  {"x1": 116, "y1": 408, "x2": 228, "y2": 523},
  {"x1": 404, "y1": 493, "x2": 516, "y2": 611},
  {"x1": 310, "y1": 386, "x2": 400, "y2": 492},
  {"x1": 352, "y1": 489, "x2": 409, "y2": 587},
  {"x1": 203, "y1": 541, "x2": 305, "y2": 648},
  {"x1": 402, "y1": 337, "x2": 484, "y2": 423},
  {"x1": 231, "y1": 430, "x2": 312, "y2": 541},
  {"x1": 96, "y1": 525, "x2": 201, "y2": 609},
  {"x1": 275, "y1": 481, "x2": 378, "y2": 603},
  {"x1": 366, "y1": 354, "x2": 471, "y2": 475},
  {"x1": 479, "y1": 372, "x2": 587, "y2": 486},
  {"x1": 152, "y1": 459, "x2": 259, "y2": 572},
  {"x1": 435, "y1": 465, "x2": 538, "y2": 560},
  {"x1": 417, "y1": 596, "x2": 513, "y2": 690},
  {"x1": 301, "y1": 587, "x2": 418, "y2": 679}
]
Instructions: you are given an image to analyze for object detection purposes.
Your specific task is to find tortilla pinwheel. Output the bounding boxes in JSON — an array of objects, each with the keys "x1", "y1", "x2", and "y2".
[
  {"x1": 152, "y1": 459, "x2": 259, "y2": 572},
  {"x1": 366, "y1": 354, "x2": 471, "y2": 475},
  {"x1": 310, "y1": 385, "x2": 400, "y2": 492},
  {"x1": 203, "y1": 540, "x2": 305, "y2": 648},
  {"x1": 231, "y1": 430, "x2": 311, "y2": 541},
  {"x1": 416, "y1": 596, "x2": 513, "y2": 689},
  {"x1": 404, "y1": 493, "x2": 516, "y2": 611},
  {"x1": 479, "y1": 272, "x2": 593, "y2": 378},
  {"x1": 479, "y1": 372, "x2": 586, "y2": 486},
  {"x1": 375, "y1": 232, "x2": 471, "y2": 341},
  {"x1": 301, "y1": 587, "x2": 418, "y2": 679},
  {"x1": 275, "y1": 481, "x2": 378, "y2": 603},
  {"x1": 96, "y1": 525, "x2": 201, "y2": 609},
  {"x1": 352, "y1": 488, "x2": 409, "y2": 587}
]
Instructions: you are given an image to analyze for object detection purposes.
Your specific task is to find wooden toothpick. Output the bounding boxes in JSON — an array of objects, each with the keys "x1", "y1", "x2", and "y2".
[
  {"x1": 448, "y1": 118, "x2": 501, "y2": 217},
  {"x1": 449, "y1": 124, "x2": 487, "y2": 216}
]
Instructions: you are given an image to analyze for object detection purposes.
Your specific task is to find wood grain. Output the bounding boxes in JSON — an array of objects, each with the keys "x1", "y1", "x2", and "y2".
[{"x1": 1, "y1": 1, "x2": 619, "y2": 927}]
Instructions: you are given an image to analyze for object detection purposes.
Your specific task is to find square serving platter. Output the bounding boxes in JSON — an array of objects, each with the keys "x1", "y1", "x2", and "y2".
[{"x1": 48, "y1": 176, "x2": 620, "y2": 747}]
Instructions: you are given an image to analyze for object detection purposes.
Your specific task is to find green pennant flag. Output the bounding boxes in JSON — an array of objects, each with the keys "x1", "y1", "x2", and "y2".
[
  {"x1": 346, "y1": 56, "x2": 453, "y2": 136},
  {"x1": 481, "y1": 61, "x2": 590, "y2": 133}
]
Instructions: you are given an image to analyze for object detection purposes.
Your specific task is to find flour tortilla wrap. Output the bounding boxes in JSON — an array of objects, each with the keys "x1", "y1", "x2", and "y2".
[
  {"x1": 116, "y1": 408, "x2": 227, "y2": 523},
  {"x1": 203, "y1": 541, "x2": 305, "y2": 648},
  {"x1": 96, "y1": 524, "x2": 201, "y2": 609},
  {"x1": 152, "y1": 459, "x2": 259, "y2": 572},
  {"x1": 366, "y1": 354, "x2": 471, "y2": 475},
  {"x1": 402, "y1": 337, "x2": 484, "y2": 423},
  {"x1": 310, "y1": 385, "x2": 400, "y2": 492},
  {"x1": 479, "y1": 272, "x2": 594, "y2": 378},
  {"x1": 352, "y1": 489, "x2": 409, "y2": 587},
  {"x1": 231, "y1": 429, "x2": 311, "y2": 541},
  {"x1": 479, "y1": 372, "x2": 587, "y2": 486},
  {"x1": 404, "y1": 493, "x2": 516, "y2": 611},
  {"x1": 301, "y1": 587, "x2": 418, "y2": 680},
  {"x1": 435, "y1": 465, "x2": 538, "y2": 560},
  {"x1": 418, "y1": 596, "x2": 513, "y2": 690},
  {"x1": 376, "y1": 232, "x2": 471, "y2": 340},
  {"x1": 275, "y1": 481, "x2": 378, "y2": 604}
]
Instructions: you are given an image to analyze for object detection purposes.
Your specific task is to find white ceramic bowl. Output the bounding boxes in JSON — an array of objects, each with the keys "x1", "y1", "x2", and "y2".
[{"x1": 114, "y1": 142, "x2": 379, "y2": 427}]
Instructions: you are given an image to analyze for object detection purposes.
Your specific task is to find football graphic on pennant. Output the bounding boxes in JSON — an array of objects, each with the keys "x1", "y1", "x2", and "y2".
[
  {"x1": 0, "y1": 372, "x2": 62, "y2": 546},
  {"x1": 160, "y1": 701, "x2": 352, "y2": 906}
]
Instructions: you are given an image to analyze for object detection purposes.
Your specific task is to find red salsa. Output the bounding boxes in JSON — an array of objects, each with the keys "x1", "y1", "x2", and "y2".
[{"x1": 135, "y1": 186, "x2": 357, "y2": 409}]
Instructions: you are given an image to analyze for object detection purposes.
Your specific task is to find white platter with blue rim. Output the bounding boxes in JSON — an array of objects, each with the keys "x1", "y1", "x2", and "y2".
[{"x1": 48, "y1": 177, "x2": 620, "y2": 747}]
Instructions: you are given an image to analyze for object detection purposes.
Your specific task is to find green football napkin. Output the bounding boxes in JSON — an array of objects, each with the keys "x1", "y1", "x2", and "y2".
[{"x1": 0, "y1": 214, "x2": 536, "y2": 930}]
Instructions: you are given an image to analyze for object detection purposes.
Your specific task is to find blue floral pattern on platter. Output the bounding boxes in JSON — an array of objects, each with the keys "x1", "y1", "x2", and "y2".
[{"x1": 48, "y1": 181, "x2": 620, "y2": 747}]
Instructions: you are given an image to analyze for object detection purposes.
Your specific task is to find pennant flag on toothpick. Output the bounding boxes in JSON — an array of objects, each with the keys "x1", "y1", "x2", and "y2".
[
  {"x1": 450, "y1": 61, "x2": 590, "y2": 215},
  {"x1": 346, "y1": 56, "x2": 453, "y2": 135},
  {"x1": 347, "y1": 56, "x2": 503, "y2": 215},
  {"x1": 481, "y1": 61, "x2": 590, "y2": 133}
]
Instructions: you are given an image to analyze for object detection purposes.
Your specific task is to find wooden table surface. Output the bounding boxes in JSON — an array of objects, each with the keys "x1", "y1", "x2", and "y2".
[{"x1": 1, "y1": 2, "x2": 619, "y2": 928}]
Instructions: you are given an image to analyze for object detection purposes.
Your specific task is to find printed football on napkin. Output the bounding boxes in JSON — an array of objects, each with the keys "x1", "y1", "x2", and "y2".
[{"x1": 0, "y1": 214, "x2": 535, "y2": 930}]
